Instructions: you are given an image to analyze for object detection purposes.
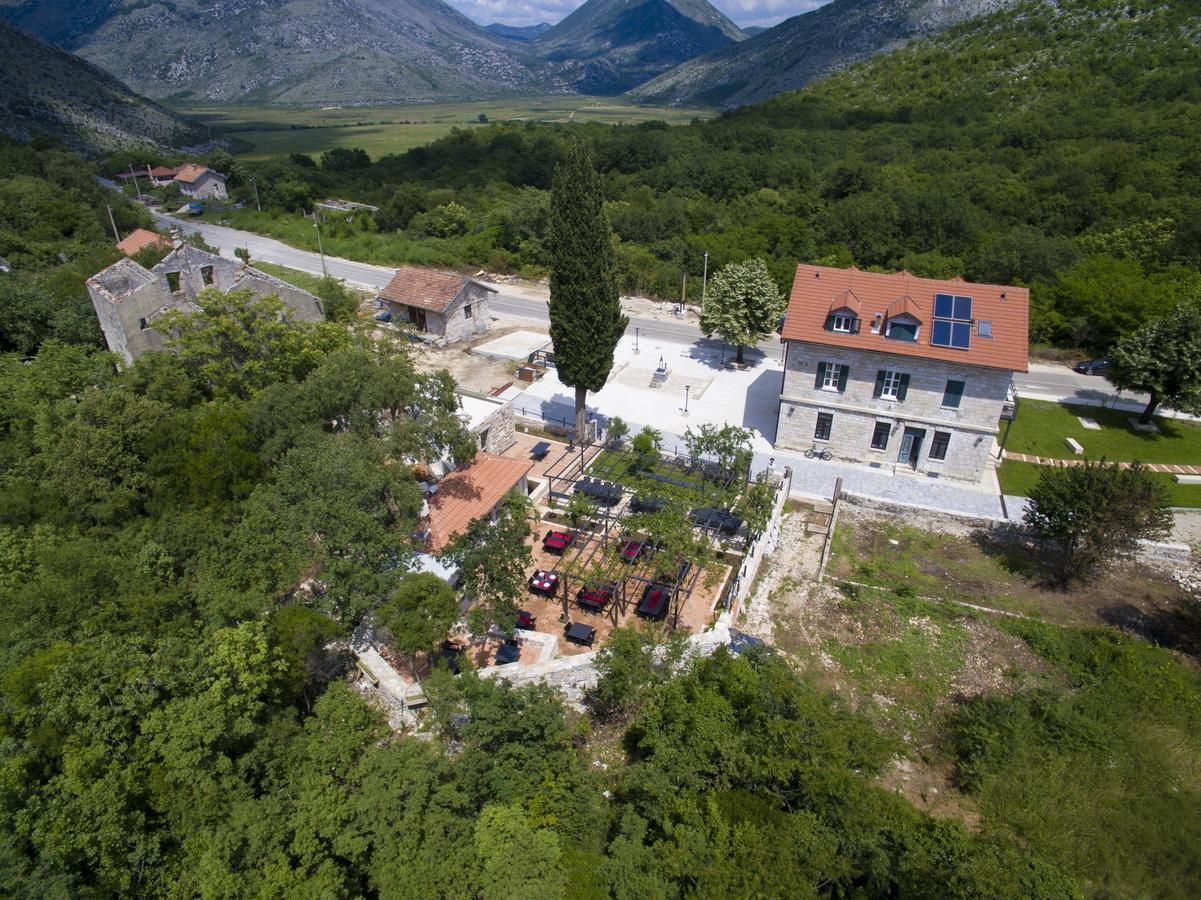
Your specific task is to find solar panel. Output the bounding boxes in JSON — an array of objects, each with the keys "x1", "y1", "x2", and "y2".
[{"x1": 931, "y1": 294, "x2": 973, "y2": 349}]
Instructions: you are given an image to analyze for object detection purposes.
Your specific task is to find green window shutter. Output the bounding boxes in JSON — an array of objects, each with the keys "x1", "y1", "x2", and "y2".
[
  {"x1": 815, "y1": 361, "x2": 827, "y2": 389},
  {"x1": 897, "y1": 374, "x2": 910, "y2": 401},
  {"x1": 837, "y1": 366, "x2": 849, "y2": 392},
  {"x1": 873, "y1": 370, "x2": 886, "y2": 399}
]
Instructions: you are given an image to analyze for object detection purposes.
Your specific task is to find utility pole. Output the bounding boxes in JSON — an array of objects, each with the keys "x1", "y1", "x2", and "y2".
[
  {"x1": 314, "y1": 220, "x2": 327, "y2": 276},
  {"x1": 701, "y1": 250, "x2": 709, "y2": 313},
  {"x1": 105, "y1": 205, "x2": 120, "y2": 242},
  {"x1": 131, "y1": 171, "x2": 144, "y2": 201},
  {"x1": 679, "y1": 272, "x2": 686, "y2": 314},
  {"x1": 250, "y1": 176, "x2": 261, "y2": 211}
]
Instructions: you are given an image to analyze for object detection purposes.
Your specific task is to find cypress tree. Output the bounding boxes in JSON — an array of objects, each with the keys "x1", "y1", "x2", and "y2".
[{"x1": 547, "y1": 143, "x2": 627, "y2": 439}]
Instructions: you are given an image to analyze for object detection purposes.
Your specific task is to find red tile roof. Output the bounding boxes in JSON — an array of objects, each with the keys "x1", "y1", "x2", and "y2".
[
  {"x1": 426, "y1": 452, "x2": 532, "y2": 551},
  {"x1": 379, "y1": 266, "x2": 474, "y2": 314},
  {"x1": 148, "y1": 165, "x2": 178, "y2": 177},
  {"x1": 116, "y1": 228, "x2": 171, "y2": 257},
  {"x1": 174, "y1": 163, "x2": 222, "y2": 184},
  {"x1": 781, "y1": 264, "x2": 1029, "y2": 373}
]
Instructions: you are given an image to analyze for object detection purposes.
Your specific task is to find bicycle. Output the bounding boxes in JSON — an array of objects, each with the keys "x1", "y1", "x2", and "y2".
[{"x1": 804, "y1": 444, "x2": 833, "y2": 461}]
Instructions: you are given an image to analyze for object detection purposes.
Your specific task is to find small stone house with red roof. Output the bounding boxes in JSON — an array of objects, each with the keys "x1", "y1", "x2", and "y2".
[
  {"x1": 376, "y1": 265, "x2": 495, "y2": 344},
  {"x1": 174, "y1": 163, "x2": 227, "y2": 200},
  {"x1": 776, "y1": 264, "x2": 1028, "y2": 483}
]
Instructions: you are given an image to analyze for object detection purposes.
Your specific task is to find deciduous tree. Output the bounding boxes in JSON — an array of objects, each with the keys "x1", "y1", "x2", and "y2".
[
  {"x1": 1023, "y1": 460, "x2": 1171, "y2": 583},
  {"x1": 1107, "y1": 298, "x2": 1201, "y2": 423},
  {"x1": 441, "y1": 493, "x2": 533, "y2": 636},
  {"x1": 377, "y1": 572, "x2": 459, "y2": 680},
  {"x1": 698, "y1": 257, "x2": 786, "y2": 365}
]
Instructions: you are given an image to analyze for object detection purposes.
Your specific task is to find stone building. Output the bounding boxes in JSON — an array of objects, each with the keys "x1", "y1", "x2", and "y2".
[
  {"x1": 377, "y1": 266, "x2": 495, "y2": 344},
  {"x1": 776, "y1": 264, "x2": 1028, "y2": 483},
  {"x1": 86, "y1": 245, "x2": 325, "y2": 364},
  {"x1": 173, "y1": 164, "x2": 227, "y2": 200},
  {"x1": 456, "y1": 391, "x2": 517, "y2": 455}
]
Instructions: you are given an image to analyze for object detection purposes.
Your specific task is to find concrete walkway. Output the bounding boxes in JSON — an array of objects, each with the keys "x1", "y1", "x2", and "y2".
[{"x1": 1004, "y1": 452, "x2": 1201, "y2": 474}]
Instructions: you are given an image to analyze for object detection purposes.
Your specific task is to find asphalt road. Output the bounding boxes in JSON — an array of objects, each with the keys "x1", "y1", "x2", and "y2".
[{"x1": 159, "y1": 214, "x2": 1163, "y2": 409}]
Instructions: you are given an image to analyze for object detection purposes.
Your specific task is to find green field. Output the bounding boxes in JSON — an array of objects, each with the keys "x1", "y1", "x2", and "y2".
[{"x1": 176, "y1": 97, "x2": 715, "y2": 161}]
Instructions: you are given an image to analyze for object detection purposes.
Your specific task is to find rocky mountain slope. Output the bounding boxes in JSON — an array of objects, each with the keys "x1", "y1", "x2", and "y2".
[
  {"x1": 0, "y1": 19, "x2": 203, "y2": 154},
  {"x1": 535, "y1": 0, "x2": 746, "y2": 93},
  {"x1": 629, "y1": 0, "x2": 1020, "y2": 107},
  {"x1": 0, "y1": 0, "x2": 550, "y2": 105}
]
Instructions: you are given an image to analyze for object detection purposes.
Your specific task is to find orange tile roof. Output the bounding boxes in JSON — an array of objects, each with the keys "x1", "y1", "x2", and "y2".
[
  {"x1": 116, "y1": 228, "x2": 171, "y2": 256},
  {"x1": 148, "y1": 165, "x2": 178, "y2": 177},
  {"x1": 174, "y1": 163, "x2": 221, "y2": 184},
  {"x1": 426, "y1": 452, "x2": 532, "y2": 551},
  {"x1": 781, "y1": 264, "x2": 1029, "y2": 373},
  {"x1": 379, "y1": 266, "x2": 473, "y2": 313}
]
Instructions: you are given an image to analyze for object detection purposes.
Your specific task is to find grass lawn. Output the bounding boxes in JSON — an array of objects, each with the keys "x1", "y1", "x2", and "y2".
[
  {"x1": 998, "y1": 459, "x2": 1201, "y2": 507},
  {"x1": 175, "y1": 97, "x2": 714, "y2": 161},
  {"x1": 820, "y1": 514, "x2": 1201, "y2": 899},
  {"x1": 250, "y1": 261, "x2": 370, "y2": 304},
  {"x1": 1000, "y1": 398, "x2": 1201, "y2": 463}
]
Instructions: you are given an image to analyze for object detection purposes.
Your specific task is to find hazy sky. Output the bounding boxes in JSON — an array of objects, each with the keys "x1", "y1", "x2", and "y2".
[{"x1": 448, "y1": 0, "x2": 832, "y2": 30}]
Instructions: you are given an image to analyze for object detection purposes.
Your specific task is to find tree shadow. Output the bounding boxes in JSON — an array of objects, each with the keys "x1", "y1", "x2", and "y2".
[
  {"x1": 1099, "y1": 600, "x2": 1201, "y2": 660},
  {"x1": 969, "y1": 526, "x2": 1054, "y2": 585}
]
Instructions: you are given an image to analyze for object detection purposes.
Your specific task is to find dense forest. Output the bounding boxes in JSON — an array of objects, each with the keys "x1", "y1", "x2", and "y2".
[
  {"x1": 151, "y1": 0, "x2": 1201, "y2": 352},
  {"x1": 2, "y1": 0, "x2": 1201, "y2": 895}
]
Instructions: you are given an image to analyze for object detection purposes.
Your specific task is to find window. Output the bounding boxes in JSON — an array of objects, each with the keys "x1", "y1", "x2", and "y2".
[
  {"x1": 464, "y1": 304, "x2": 473, "y2": 319},
  {"x1": 200, "y1": 265, "x2": 214, "y2": 286},
  {"x1": 932, "y1": 293, "x2": 973, "y2": 349},
  {"x1": 814, "y1": 412, "x2": 833, "y2": 442},
  {"x1": 873, "y1": 370, "x2": 910, "y2": 401},
  {"x1": 816, "y1": 362, "x2": 847, "y2": 392},
  {"x1": 930, "y1": 431, "x2": 951, "y2": 461},
  {"x1": 166, "y1": 271, "x2": 181, "y2": 293},
  {"x1": 138, "y1": 317, "x2": 149, "y2": 330},
  {"x1": 886, "y1": 320, "x2": 918, "y2": 342},
  {"x1": 831, "y1": 314, "x2": 854, "y2": 333},
  {"x1": 870, "y1": 421, "x2": 891, "y2": 451},
  {"x1": 977, "y1": 320, "x2": 992, "y2": 338},
  {"x1": 941, "y1": 379, "x2": 965, "y2": 409}
]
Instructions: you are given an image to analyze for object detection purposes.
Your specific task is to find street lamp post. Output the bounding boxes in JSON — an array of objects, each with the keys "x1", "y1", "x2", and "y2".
[
  {"x1": 313, "y1": 220, "x2": 327, "y2": 277},
  {"x1": 683, "y1": 384, "x2": 691, "y2": 416},
  {"x1": 634, "y1": 326, "x2": 640, "y2": 353}
]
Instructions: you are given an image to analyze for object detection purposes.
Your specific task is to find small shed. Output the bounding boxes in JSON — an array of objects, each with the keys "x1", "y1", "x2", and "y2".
[{"x1": 377, "y1": 266, "x2": 496, "y2": 343}]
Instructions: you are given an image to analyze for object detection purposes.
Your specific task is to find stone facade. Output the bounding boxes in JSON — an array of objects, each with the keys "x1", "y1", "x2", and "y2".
[
  {"x1": 457, "y1": 392, "x2": 516, "y2": 454},
  {"x1": 177, "y1": 170, "x2": 227, "y2": 200},
  {"x1": 384, "y1": 280, "x2": 493, "y2": 344},
  {"x1": 87, "y1": 246, "x2": 325, "y2": 364},
  {"x1": 777, "y1": 342, "x2": 1011, "y2": 482}
]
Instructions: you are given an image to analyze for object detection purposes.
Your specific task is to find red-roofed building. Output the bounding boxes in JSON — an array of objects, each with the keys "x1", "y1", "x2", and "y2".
[
  {"x1": 776, "y1": 264, "x2": 1028, "y2": 483},
  {"x1": 376, "y1": 265, "x2": 496, "y2": 343},
  {"x1": 423, "y1": 452, "x2": 532, "y2": 551},
  {"x1": 116, "y1": 228, "x2": 171, "y2": 257},
  {"x1": 173, "y1": 163, "x2": 227, "y2": 200}
]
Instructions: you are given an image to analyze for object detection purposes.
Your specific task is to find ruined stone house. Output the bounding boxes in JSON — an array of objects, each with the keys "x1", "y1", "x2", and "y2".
[{"x1": 86, "y1": 245, "x2": 325, "y2": 364}]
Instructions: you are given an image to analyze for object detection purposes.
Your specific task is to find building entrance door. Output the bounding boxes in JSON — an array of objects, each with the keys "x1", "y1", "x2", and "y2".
[
  {"x1": 897, "y1": 427, "x2": 926, "y2": 469},
  {"x1": 408, "y1": 306, "x2": 427, "y2": 331}
]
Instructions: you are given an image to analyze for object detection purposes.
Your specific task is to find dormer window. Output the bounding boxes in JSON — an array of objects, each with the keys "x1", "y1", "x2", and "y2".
[
  {"x1": 885, "y1": 314, "x2": 920, "y2": 342},
  {"x1": 870, "y1": 313, "x2": 883, "y2": 334},
  {"x1": 825, "y1": 310, "x2": 860, "y2": 333}
]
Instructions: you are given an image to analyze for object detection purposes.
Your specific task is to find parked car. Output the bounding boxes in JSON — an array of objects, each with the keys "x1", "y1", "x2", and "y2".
[{"x1": 1073, "y1": 357, "x2": 1112, "y2": 375}]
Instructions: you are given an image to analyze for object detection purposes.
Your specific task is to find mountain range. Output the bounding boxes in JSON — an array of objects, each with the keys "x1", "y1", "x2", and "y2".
[
  {"x1": 630, "y1": 0, "x2": 1021, "y2": 107},
  {"x1": 530, "y1": 0, "x2": 745, "y2": 94},
  {"x1": 0, "y1": 19, "x2": 203, "y2": 154},
  {"x1": 0, "y1": 0, "x2": 1037, "y2": 113}
]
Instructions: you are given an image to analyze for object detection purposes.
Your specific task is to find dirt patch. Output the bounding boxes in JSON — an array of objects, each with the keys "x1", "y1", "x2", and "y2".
[{"x1": 410, "y1": 322, "x2": 550, "y2": 395}]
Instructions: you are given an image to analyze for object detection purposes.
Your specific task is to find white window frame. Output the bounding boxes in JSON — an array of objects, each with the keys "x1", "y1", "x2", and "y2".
[
  {"x1": 831, "y1": 314, "x2": 854, "y2": 333},
  {"x1": 821, "y1": 362, "x2": 844, "y2": 391},
  {"x1": 880, "y1": 370, "x2": 903, "y2": 400}
]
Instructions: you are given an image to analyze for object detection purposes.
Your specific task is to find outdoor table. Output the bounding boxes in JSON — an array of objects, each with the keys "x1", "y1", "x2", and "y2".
[
  {"x1": 531, "y1": 441, "x2": 551, "y2": 460},
  {"x1": 565, "y1": 622, "x2": 595, "y2": 646},
  {"x1": 516, "y1": 609, "x2": 537, "y2": 630},
  {"x1": 618, "y1": 538, "x2": 646, "y2": 562},
  {"x1": 577, "y1": 582, "x2": 614, "y2": 611},
  {"x1": 637, "y1": 583, "x2": 671, "y2": 619},
  {"x1": 528, "y1": 570, "x2": 559, "y2": 596},
  {"x1": 543, "y1": 530, "x2": 574, "y2": 553},
  {"x1": 495, "y1": 641, "x2": 521, "y2": 665}
]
